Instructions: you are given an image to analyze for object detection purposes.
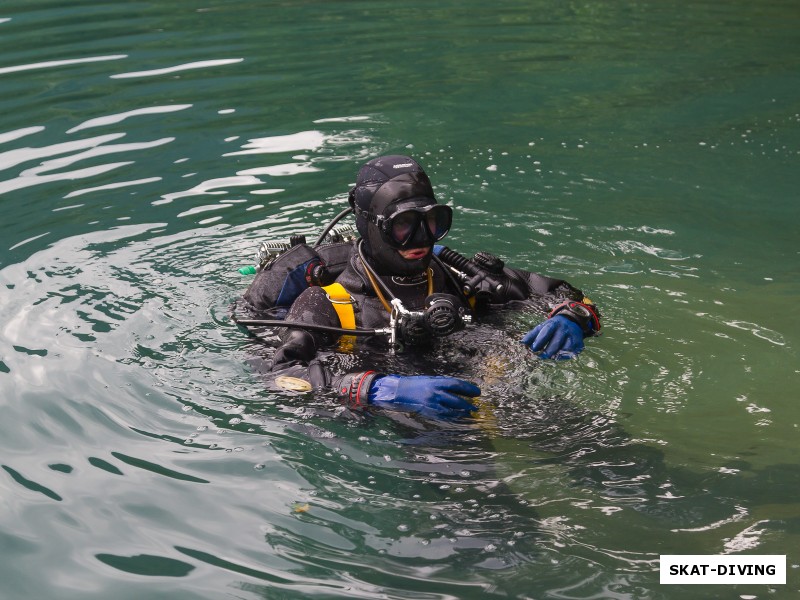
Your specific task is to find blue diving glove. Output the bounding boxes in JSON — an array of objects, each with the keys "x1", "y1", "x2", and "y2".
[
  {"x1": 368, "y1": 375, "x2": 480, "y2": 419},
  {"x1": 521, "y1": 315, "x2": 585, "y2": 360}
]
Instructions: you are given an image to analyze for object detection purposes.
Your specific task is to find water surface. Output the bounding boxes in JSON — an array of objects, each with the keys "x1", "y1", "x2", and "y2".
[{"x1": 1, "y1": 1, "x2": 799, "y2": 599}]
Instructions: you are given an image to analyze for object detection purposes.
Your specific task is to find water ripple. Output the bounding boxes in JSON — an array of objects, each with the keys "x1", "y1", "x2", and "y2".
[
  {"x1": 1, "y1": 160, "x2": 132, "y2": 195},
  {"x1": 67, "y1": 104, "x2": 192, "y2": 134},
  {"x1": 0, "y1": 54, "x2": 127, "y2": 76},
  {"x1": 64, "y1": 177, "x2": 163, "y2": 199},
  {"x1": 0, "y1": 133, "x2": 125, "y2": 173},
  {"x1": 0, "y1": 126, "x2": 45, "y2": 145},
  {"x1": 223, "y1": 131, "x2": 326, "y2": 156},
  {"x1": 237, "y1": 162, "x2": 322, "y2": 177},
  {"x1": 23, "y1": 137, "x2": 174, "y2": 177},
  {"x1": 110, "y1": 58, "x2": 243, "y2": 79},
  {"x1": 154, "y1": 175, "x2": 263, "y2": 205}
]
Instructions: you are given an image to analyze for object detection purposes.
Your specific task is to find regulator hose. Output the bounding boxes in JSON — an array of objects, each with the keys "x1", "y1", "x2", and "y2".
[
  {"x1": 435, "y1": 246, "x2": 476, "y2": 275},
  {"x1": 435, "y1": 246, "x2": 505, "y2": 297},
  {"x1": 233, "y1": 316, "x2": 387, "y2": 337},
  {"x1": 435, "y1": 246, "x2": 529, "y2": 302}
]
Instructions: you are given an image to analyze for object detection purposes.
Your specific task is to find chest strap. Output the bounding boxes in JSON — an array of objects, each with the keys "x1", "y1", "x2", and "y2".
[{"x1": 322, "y1": 283, "x2": 356, "y2": 329}]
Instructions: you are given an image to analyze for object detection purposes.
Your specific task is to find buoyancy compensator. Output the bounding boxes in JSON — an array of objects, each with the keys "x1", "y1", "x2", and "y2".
[{"x1": 241, "y1": 208, "x2": 356, "y2": 314}]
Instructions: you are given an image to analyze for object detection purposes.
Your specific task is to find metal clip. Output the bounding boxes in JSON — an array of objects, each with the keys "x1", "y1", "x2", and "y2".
[
  {"x1": 325, "y1": 293, "x2": 353, "y2": 305},
  {"x1": 389, "y1": 298, "x2": 408, "y2": 353}
]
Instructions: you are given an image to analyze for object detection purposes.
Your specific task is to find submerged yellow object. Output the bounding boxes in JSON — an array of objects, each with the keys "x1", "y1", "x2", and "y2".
[{"x1": 275, "y1": 376, "x2": 313, "y2": 392}]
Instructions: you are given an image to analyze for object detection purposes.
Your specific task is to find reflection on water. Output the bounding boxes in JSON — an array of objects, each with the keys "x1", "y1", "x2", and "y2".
[{"x1": 2, "y1": 151, "x2": 798, "y2": 597}]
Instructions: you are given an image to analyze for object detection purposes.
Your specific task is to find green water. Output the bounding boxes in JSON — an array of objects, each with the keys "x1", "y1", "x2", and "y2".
[{"x1": 1, "y1": 1, "x2": 799, "y2": 598}]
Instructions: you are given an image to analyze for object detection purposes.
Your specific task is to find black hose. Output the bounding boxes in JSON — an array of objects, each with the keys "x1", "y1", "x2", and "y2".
[
  {"x1": 431, "y1": 252, "x2": 469, "y2": 294},
  {"x1": 233, "y1": 317, "x2": 385, "y2": 337},
  {"x1": 356, "y1": 238, "x2": 396, "y2": 302},
  {"x1": 436, "y1": 246, "x2": 529, "y2": 301},
  {"x1": 436, "y1": 246, "x2": 478, "y2": 276},
  {"x1": 312, "y1": 206, "x2": 354, "y2": 246}
]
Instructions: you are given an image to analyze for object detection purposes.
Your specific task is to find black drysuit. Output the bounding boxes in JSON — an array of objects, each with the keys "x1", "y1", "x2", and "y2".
[{"x1": 244, "y1": 240, "x2": 590, "y2": 400}]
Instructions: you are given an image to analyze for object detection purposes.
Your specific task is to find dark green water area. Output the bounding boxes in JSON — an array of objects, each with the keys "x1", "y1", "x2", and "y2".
[{"x1": 1, "y1": 1, "x2": 799, "y2": 598}]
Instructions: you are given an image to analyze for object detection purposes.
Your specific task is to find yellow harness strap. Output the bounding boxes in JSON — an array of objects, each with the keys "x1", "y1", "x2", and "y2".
[
  {"x1": 321, "y1": 283, "x2": 356, "y2": 352},
  {"x1": 322, "y1": 283, "x2": 356, "y2": 329}
]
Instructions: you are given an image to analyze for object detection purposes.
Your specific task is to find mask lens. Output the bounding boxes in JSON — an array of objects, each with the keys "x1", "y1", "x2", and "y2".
[
  {"x1": 426, "y1": 205, "x2": 452, "y2": 241},
  {"x1": 389, "y1": 211, "x2": 420, "y2": 246},
  {"x1": 383, "y1": 204, "x2": 452, "y2": 247}
]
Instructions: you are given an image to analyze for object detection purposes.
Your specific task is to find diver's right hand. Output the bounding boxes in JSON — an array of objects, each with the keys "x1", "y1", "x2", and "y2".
[{"x1": 368, "y1": 375, "x2": 480, "y2": 418}]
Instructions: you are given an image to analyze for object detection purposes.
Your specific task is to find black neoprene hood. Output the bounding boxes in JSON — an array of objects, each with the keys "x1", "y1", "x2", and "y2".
[
  {"x1": 349, "y1": 155, "x2": 439, "y2": 276},
  {"x1": 349, "y1": 155, "x2": 436, "y2": 215}
]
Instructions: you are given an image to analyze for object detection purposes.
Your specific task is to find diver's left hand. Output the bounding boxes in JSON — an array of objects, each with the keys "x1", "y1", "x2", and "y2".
[{"x1": 521, "y1": 315, "x2": 584, "y2": 360}]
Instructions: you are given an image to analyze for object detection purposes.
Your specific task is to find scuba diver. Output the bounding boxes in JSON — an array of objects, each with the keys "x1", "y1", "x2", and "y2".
[{"x1": 238, "y1": 155, "x2": 601, "y2": 419}]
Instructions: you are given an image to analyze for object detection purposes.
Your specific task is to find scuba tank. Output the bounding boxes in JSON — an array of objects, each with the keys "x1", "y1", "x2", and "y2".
[{"x1": 239, "y1": 208, "x2": 357, "y2": 313}]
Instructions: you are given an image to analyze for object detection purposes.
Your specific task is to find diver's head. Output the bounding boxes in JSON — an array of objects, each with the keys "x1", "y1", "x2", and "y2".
[{"x1": 349, "y1": 155, "x2": 452, "y2": 275}]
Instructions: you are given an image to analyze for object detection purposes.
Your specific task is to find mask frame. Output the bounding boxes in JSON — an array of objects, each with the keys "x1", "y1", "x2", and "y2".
[{"x1": 356, "y1": 203, "x2": 452, "y2": 249}]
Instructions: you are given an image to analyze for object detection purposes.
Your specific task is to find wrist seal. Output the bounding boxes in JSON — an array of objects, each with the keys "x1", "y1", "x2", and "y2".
[
  {"x1": 335, "y1": 371, "x2": 381, "y2": 409},
  {"x1": 548, "y1": 301, "x2": 601, "y2": 337}
]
